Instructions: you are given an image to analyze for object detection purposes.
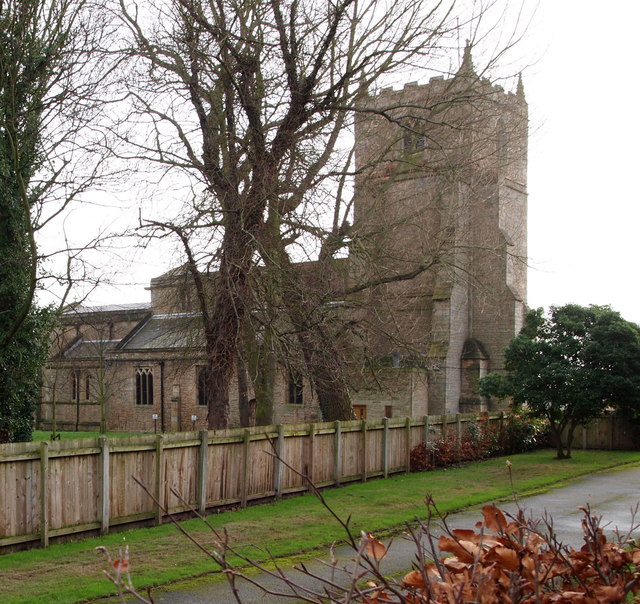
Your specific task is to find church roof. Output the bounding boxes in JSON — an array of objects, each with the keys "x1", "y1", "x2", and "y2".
[
  {"x1": 65, "y1": 302, "x2": 151, "y2": 315},
  {"x1": 61, "y1": 339, "x2": 121, "y2": 360},
  {"x1": 118, "y1": 314, "x2": 205, "y2": 350}
]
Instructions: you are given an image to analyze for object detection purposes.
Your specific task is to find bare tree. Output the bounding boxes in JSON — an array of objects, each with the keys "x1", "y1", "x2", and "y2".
[
  {"x1": 115, "y1": 0, "x2": 528, "y2": 428},
  {"x1": 0, "y1": 0, "x2": 122, "y2": 442}
]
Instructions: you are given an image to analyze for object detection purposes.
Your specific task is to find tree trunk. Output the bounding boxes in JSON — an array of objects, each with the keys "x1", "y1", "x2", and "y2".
[
  {"x1": 237, "y1": 354, "x2": 250, "y2": 427},
  {"x1": 254, "y1": 348, "x2": 276, "y2": 426},
  {"x1": 549, "y1": 421, "x2": 569, "y2": 459},
  {"x1": 203, "y1": 207, "x2": 262, "y2": 430},
  {"x1": 296, "y1": 326, "x2": 354, "y2": 421},
  {"x1": 549, "y1": 417, "x2": 578, "y2": 459},
  {"x1": 281, "y1": 269, "x2": 353, "y2": 420},
  {"x1": 565, "y1": 422, "x2": 578, "y2": 459}
]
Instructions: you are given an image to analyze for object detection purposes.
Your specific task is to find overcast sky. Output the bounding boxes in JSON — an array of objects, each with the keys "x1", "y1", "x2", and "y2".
[
  {"x1": 525, "y1": 1, "x2": 640, "y2": 324},
  {"x1": 70, "y1": 1, "x2": 640, "y2": 325}
]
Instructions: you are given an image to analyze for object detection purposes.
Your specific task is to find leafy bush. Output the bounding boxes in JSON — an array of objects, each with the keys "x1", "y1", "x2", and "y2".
[
  {"x1": 503, "y1": 410, "x2": 550, "y2": 453},
  {"x1": 410, "y1": 412, "x2": 549, "y2": 472}
]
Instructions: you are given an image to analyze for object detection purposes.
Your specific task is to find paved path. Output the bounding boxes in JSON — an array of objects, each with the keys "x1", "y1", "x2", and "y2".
[{"x1": 151, "y1": 466, "x2": 640, "y2": 603}]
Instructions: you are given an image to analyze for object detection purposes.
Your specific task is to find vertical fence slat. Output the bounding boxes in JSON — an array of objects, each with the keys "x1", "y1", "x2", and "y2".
[
  {"x1": 198, "y1": 430, "x2": 208, "y2": 513},
  {"x1": 154, "y1": 434, "x2": 164, "y2": 525},
  {"x1": 382, "y1": 418, "x2": 389, "y2": 479},
  {"x1": 610, "y1": 419, "x2": 615, "y2": 450},
  {"x1": 241, "y1": 429, "x2": 250, "y2": 507},
  {"x1": 274, "y1": 424, "x2": 285, "y2": 499},
  {"x1": 361, "y1": 420, "x2": 367, "y2": 482},
  {"x1": 307, "y1": 423, "x2": 316, "y2": 489},
  {"x1": 405, "y1": 417, "x2": 412, "y2": 473},
  {"x1": 40, "y1": 441, "x2": 49, "y2": 548},
  {"x1": 334, "y1": 420, "x2": 342, "y2": 486},
  {"x1": 99, "y1": 435, "x2": 110, "y2": 535}
]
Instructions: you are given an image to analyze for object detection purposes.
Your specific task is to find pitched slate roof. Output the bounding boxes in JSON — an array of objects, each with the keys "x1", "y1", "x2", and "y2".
[
  {"x1": 62, "y1": 339, "x2": 121, "y2": 360},
  {"x1": 118, "y1": 314, "x2": 205, "y2": 350}
]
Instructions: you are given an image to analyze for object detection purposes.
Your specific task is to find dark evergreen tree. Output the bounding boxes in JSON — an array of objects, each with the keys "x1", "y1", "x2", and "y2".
[
  {"x1": 479, "y1": 304, "x2": 640, "y2": 459},
  {"x1": 0, "y1": 0, "x2": 109, "y2": 442}
]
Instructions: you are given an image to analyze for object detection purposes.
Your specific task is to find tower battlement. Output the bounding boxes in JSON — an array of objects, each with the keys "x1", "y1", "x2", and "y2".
[{"x1": 351, "y1": 47, "x2": 528, "y2": 415}]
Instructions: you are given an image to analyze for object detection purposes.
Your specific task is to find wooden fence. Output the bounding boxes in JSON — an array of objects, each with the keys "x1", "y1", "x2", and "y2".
[
  {"x1": 0, "y1": 412, "x2": 504, "y2": 549},
  {"x1": 568, "y1": 415, "x2": 638, "y2": 451}
]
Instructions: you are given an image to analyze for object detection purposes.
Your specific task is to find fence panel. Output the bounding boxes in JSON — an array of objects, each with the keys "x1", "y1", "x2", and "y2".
[
  {"x1": 312, "y1": 428, "x2": 335, "y2": 485},
  {"x1": 0, "y1": 457, "x2": 40, "y2": 539},
  {"x1": 247, "y1": 436, "x2": 276, "y2": 498},
  {"x1": 340, "y1": 423, "x2": 363, "y2": 481},
  {"x1": 1, "y1": 412, "x2": 519, "y2": 549},
  {"x1": 281, "y1": 431, "x2": 307, "y2": 492},
  {"x1": 109, "y1": 446, "x2": 156, "y2": 520},
  {"x1": 48, "y1": 452, "x2": 99, "y2": 530},
  {"x1": 163, "y1": 442, "x2": 199, "y2": 512},
  {"x1": 386, "y1": 420, "x2": 409, "y2": 471},
  {"x1": 567, "y1": 416, "x2": 637, "y2": 451},
  {"x1": 366, "y1": 425, "x2": 384, "y2": 476},
  {"x1": 207, "y1": 440, "x2": 243, "y2": 504}
]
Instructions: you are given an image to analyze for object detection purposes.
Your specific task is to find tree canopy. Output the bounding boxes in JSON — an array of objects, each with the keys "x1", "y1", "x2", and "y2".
[
  {"x1": 479, "y1": 304, "x2": 640, "y2": 459},
  {"x1": 116, "y1": 0, "x2": 528, "y2": 428},
  {"x1": 0, "y1": 0, "x2": 114, "y2": 442}
]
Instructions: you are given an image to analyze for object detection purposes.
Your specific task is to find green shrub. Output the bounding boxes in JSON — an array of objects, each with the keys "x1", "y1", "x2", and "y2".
[{"x1": 410, "y1": 412, "x2": 550, "y2": 472}]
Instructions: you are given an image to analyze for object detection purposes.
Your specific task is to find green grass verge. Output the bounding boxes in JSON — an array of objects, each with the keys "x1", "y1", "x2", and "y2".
[{"x1": 1, "y1": 449, "x2": 639, "y2": 603}]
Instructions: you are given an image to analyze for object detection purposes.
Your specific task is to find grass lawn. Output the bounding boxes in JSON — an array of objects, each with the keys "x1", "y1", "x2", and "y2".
[{"x1": 1, "y1": 449, "x2": 639, "y2": 603}]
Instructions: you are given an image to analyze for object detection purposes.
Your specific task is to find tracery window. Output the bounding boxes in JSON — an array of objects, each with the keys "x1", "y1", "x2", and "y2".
[{"x1": 135, "y1": 367, "x2": 154, "y2": 405}]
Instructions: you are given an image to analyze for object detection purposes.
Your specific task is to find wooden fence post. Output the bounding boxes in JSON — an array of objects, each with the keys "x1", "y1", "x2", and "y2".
[
  {"x1": 361, "y1": 420, "x2": 368, "y2": 482},
  {"x1": 382, "y1": 418, "x2": 389, "y2": 478},
  {"x1": 405, "y1": 417, "x2": 412, "y2": 473},
  {"x1": 154, "y1": 434, "x2": 165, "y2": 526},
  {"x1": 198, "y1": 429, "x2": 208, "y2": 513},
  {"x1": 40, "y1": 441, "x2": 49, "y2": 548},
  {"x1": 307, "y1": 423, "x2": 316, "y2": 490},
  {"x1": 241, "y1": 429, "x2": 250, "y2": 507},
  {"x1": 99, "y1": 435, "x2": 110, "y2": 535},
  {"x1": 334, "y1": 420, "x2": 342, "y2": 486},
  {"x1": 423, "y1": 415, "x2": 430, "y2": 446},
  {"x1": 274, "y1": 424, "x2": 285, "y2": 499}
]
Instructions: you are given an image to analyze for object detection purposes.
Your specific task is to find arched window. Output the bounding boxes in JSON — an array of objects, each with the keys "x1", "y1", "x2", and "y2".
[
  {"x1": 135, "y1": 367, "x2": 154, "y2": 405},
  {"x1": 288, "y1": 370, "x2": 303, "y2": 405}
]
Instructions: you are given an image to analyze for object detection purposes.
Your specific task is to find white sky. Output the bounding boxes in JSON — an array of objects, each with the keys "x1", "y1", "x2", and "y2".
[
  {"x1": 525, "y1": 1, "x2": 640, "y2": 324},
  {"x1": 56, "y1": 0, "x2": 640, "y2": 325}
]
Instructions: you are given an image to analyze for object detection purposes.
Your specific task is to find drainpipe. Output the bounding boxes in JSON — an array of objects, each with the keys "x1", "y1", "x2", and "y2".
[{"x1": 160, "y1": 361, "x2": 166, "y2": 432}]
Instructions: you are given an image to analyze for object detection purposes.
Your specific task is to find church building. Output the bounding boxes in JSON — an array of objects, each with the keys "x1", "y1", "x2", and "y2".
[{"x1": 40, "y1": 51, "x2": 528, "y2": 432}]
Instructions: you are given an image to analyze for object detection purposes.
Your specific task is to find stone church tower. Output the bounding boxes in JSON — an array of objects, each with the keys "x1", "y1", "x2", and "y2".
[
  {"x1": 350, "y1": 48, "x2": 528, "y2": 414},
  {"x1": 40, "y1": 49, "x2": 529, "y2": 431}
]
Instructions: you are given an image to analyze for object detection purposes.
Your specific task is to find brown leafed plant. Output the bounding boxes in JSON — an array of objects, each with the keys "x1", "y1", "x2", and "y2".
[
  {"x1": 97, "y1": 461, "x2": 640, "y2": 603},
  {"x1": 397, "y1": 500, "x2": 640, "y2": 603}
]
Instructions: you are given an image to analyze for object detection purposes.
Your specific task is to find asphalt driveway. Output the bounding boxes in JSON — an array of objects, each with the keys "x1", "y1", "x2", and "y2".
[{"x1": 151, "y1": 465, "x2": 640, "y2": 603}]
